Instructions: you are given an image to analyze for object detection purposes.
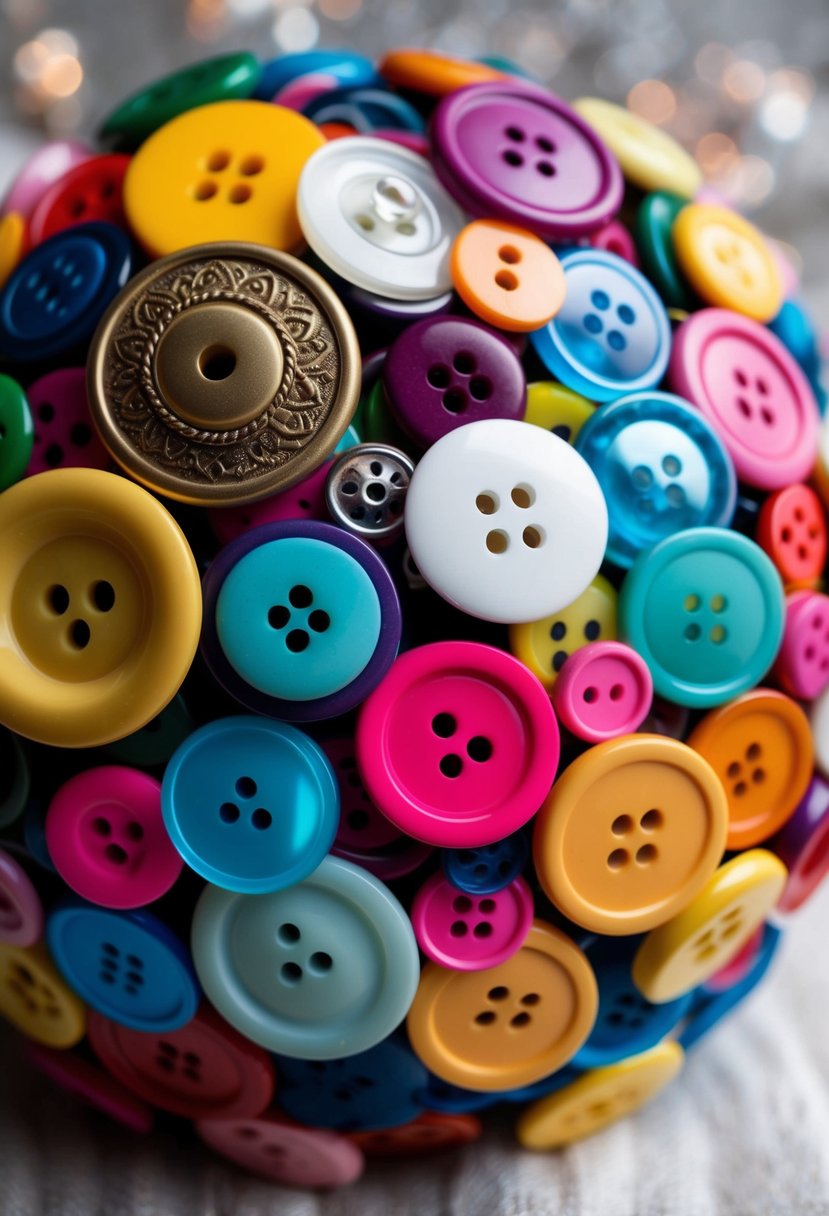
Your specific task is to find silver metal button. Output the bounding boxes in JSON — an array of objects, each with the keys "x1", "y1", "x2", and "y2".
[{"x1": 326, "y1": 443, "x2": 414, "y2": 545}]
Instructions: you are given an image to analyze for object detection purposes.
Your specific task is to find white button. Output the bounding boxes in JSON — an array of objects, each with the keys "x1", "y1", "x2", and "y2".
[
  {"x1": 405, "y1": 419, "x2": 609, "y2": 624},
  {"x1": 297, "y1": 136, "x2": 466, "y2": 301}
]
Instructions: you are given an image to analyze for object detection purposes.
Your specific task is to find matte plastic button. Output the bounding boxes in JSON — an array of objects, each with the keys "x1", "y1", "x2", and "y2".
[
  {"x1": 350, "y1": 1111, "x2": 482, "y2": 1157},
  {"x1": 634, "y1": 191, "x2": 698, "y2": 311},
  {"x1": 0, "y1": 940, "x2": 85, "y2": 1047},
  {"x1": 552, "y1": 641, "x2": 653, "y2": 743},
  {"x1": 450, "y1": 220, "x2": 566, "y2": 332},
  {"x1": 509, "y1": 573, "x2": 617, "y2": 691},
  {"x1": 774, "y1": 591, "x2": 829, "y2": 701},
  {"x1": 197, "y1": 1114, "x2": 365, "y2": 1187},
  {"x1": 574, "y1": 98, "x2": 701, "y2": 197},
  {"x1": 0, "y1": 373, "x2": 33, "y2": 489},
  {"x1": 379, "y1": 49, "x2": 505, "y2": 95},
  {"x1": 0, "y1": 212, "x2": 25, "y2": 292},
  {"x1": 412, "y1": 873, "x2": 534, "y2": 971},
  {"x1": 0, "y1": 847, "x2": 43, "y2": 948},
  {"x1": 673, "y1": 203, "x2": 782, "y2": 323},
  {"x1": 27, "y1": 154, "x2": 130, "y2": 245},
  {"x1": 209, "y1": 460, "x2": 333, "y2": 547},
  {"x1": 757, "y1": 483, "x2": 827, "y2": 588},
  {"x1": 523, "y1": 380, "x2": 596, "y2": 446},
  {"x1": 26, "y1": 1042, "x2": 154, "y2": 1134},
  {"x1": 325, "y1": 443, "x2": 413, "y2": 545},
  {"x1": 443, "y1": 830, "x2": 529, "y2": 896},
  {"x1": 1, "y1": 139, "x2": 92, "y2": 220},
  {"x1": 772, "y1": 776, "x2": 829, "y2": 913},
  {"x1": 25, "y1": 368, "x2": 110, "y2": 476}
]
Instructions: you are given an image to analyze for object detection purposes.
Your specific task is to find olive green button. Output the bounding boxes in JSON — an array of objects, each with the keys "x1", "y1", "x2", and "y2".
[
  {"x1": 0, "y1": 374, "x2": 34, "y2": 491},
  {"x1": 635, "y1": 192, "x2": 698, "y2": 313}
]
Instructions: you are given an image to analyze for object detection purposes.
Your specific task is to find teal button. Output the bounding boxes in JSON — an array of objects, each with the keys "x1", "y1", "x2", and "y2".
[
  {"x1": 619, "y1": 527, "x2": 784, "y2": 707},
  {"x1": 634, "y1": 192, "x2": 698, "y2": 313}
]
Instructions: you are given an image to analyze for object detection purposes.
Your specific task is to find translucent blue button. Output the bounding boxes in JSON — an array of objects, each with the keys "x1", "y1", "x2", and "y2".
[
  {"x1": 162, "y1": 716, "x2": 339, "y2": 894},
  {"x1": 619, "y1": 527, "x2": 785, "y2": 708},
  {"x1": 679, "y1": 924, "x2": 782, "y2": 1052},
  {"x1": 303, "y1": 86, "x2": 425, "y2": 133},
  {"x1": 47, "y1": 901, "x2": 199, "y2": 1032},
  {"x1": 442, "y1": 829, "x2": 529, "y2": 896},
  {"x1": 529, "y1": 249, "x2": 671, "y2": 403},
  {"x1": 254, "y1": 49, "x2": 378, "y2": 100},
  {"x1": 575, "y1": 391, "x2": 736, "y2": 567}
]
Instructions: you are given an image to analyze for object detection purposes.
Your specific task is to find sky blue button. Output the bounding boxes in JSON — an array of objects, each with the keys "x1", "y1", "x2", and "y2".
[
  {"x1": 162, "y1": 716, "x2": 339, "y2": 894},
  {"x1": 529, "y1": 249, "x2": 671, "y2": 403},
  {"x1": 679, "y1": 924, "x2": 782, "y2": 1052},
  {"x1": 47, "y1": 901, "x2": 199, "y2": 1032},
  {"x1": 619, "y1": 527, "x2": 785, "y2": 707},
  {"x1": 443, "y1": 829, "x2": 529, "y2": 896},
  {"x1": 575, "y1": 391, "x2": 737, "y2": 567},
  {"x1": 254, "y1": 49, "x2": 378, "y2": 100}
]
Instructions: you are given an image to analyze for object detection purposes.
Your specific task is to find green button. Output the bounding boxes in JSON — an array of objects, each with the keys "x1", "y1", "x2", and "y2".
[
  {"x1": 635, "y1": 192, "x2": 699, "y2": 312},
  {"x1": 0, "y1": 374, "x2": 33, "y2": 491},
  {"x1": 362, "y1": 380, "x2": 414, "y2": 453}
]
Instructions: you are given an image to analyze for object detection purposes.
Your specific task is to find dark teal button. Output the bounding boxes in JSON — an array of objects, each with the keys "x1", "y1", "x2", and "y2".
[{"x1": 0, "y1": 375, "x2": 33, "y2": 490}]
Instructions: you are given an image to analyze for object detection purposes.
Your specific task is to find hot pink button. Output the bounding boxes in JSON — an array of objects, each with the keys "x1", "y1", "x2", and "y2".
[
  {"x1": 669, "y1": 308, "x2": 819, "y2": 490},
  {"x1": 589, "y1": 218, "x2": 639, "y2": 267},
  {"x1": 356, "y1": 641, "x2": 559, "y2": 847},
  {"x1": 774, "y1": 590, "x2": 829, "y2": 702},
  {"x1": 26, "y1": 1042, "x2": 154, "y2": 1134},
  {"x1": 196, "y1": 1114, "x2": 365, "y2": 1187},
  {"x1": 209, "y1": 459, "x2": 332, "y2": 546},
  {"x1": 26, "y1": 368, "x2": 110, "y2": 475},
  {"x1": 0, "y1": 847, "x2": 43, "y2": 948},
  {"x1": 1, "y1": 140, "x2": 93, "y2": 219},
  {"x1": 552, "y1": 641, "x2": 653, "y2": 743},
  {"x1": 45, "y1": 766, "x2": 183, "y2": 909},
  {"x1": 411, "y1": 872, "x2": 533, "y2": 970},
  {"x1": 273, "y1": 73, "x2": 340, "y2": 110}
]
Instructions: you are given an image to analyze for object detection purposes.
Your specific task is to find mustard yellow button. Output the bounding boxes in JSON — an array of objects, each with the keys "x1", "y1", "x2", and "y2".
[
  {"x1": 509, "y1": 573, "x2": 617, "y2": 691},
  {"x1": 573, "y1": 98, "x2": 702, "y2": 200},
  {"x1": 0, "y1": 940, "x2": 85, "y2": 1047},
  {"x1": 632, "y1": 849, "x2": 787, "y2": 1003},
  {"x1": 123, "y1": 100, "x2": 325, "y2": 258},
  {"x1": 0, "y1": 468, "x2": 202, "y2": 748},
  {"x1": 406, "y1": 921, "x2": 598, "y2": 1092},
  {"x1": 672, "y1": 203, "x2": 783, "y2": 323},
  {"x1": 534, "y1": 734, "x2": 728, "y2": 935},
  {"x1": 0, "y1": 211, "x2": 25, "y2": 292},
  {"x1": 450, "y1": 221, "x2": 566, "y2": 333},
  {"x1": 378, "y1": 49, "x2": 505, "y2": 96},
  {"x1": 516, "y1": 1041, "x2": 683, "y2": 1150},
  {"x1": 523, "y1": 381, "x2": 596, "y2": 446}
]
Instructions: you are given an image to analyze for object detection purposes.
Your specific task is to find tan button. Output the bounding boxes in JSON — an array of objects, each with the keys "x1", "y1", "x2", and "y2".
[{"x1": 0, "y1": 940, "x2": 85, "y2": 1047}]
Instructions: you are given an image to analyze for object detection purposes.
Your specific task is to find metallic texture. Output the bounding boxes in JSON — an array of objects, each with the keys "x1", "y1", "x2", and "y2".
[{"x1": 325, "y1": 442, "x2": 414, "y2": 543}]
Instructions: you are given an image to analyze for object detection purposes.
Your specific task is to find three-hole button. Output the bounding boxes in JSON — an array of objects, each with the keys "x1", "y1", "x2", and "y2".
[
  {"x1": 276, "y1": 920, "x2": 333, "y2": 987},
  {"x1": 431, "y1": 711, "x2": 493, "y2": 781}
]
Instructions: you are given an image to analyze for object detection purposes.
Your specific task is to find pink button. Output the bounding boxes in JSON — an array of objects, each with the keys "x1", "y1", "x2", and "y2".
[
  {"x1": 1, "y1": 140, "x2": 93, "y2": 219},
  {"x1": 26, "y1": 1042, "x2": 154, "y2": 1134},
  {"x1": 26, "y1": 368, "x2": 110, "y2": 476},
  {"x1": 774, "y1": 590, "x2": 829, "y2": 702},
  {"x1": 272, "y1": 73, "x2": 340, "y2": 111},
  {"x1": 552, "y1": 641, "x2": 653, "y2": 743},
  {"x1": 589, "y1": 218, "x2": 639, "y2": 267},
  {"x1": 209, "y1": 459, "x2": 332, "y2": 546},
  {"x1": 0, "y1": 847, "x2": 43, "y2": 948},
  {"x1": 45, "y1": 766, "x2": 183, "y2": 909},
  {"x1": 669, "y1": 308, "x2": 820, "y2": 490},
  {"x1": 411, "y1": 872, "x2": 533, "y2": 970},
  {"x1": 87, "y1": 1003, "x2": 275, "y2": 1120},
  {"x1": 356, "y1": 641, "x2": 559, "y2": 847},
  {"x1": 196, "y1": 1114, "x2": 365, "y2": 1187}
]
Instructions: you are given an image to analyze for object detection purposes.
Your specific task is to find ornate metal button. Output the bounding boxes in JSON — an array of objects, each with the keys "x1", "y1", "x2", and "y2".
[{"x1": 325, "y1": 443, "x2": 414, "y2": 544}]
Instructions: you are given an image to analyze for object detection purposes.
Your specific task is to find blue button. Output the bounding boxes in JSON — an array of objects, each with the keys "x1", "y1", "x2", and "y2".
[
  {"x1": 254, "y1": 49, "x2": 378, "y2": 100},
  {"x1": 529, "y1": 249, "x2": 671, "y2": 403},
  {"x1": 335, "y1": 423, "x2": 362, "y2": 454},
  {"x1": 679, "y1": 924, "x2": 782, "y2": 1051},
  {"x1": 442, "y1": 829, "x2": 529, "y2": 896},
  {"x1": 47, "y1": 901, "x2": 199, "y2": 1032},
  {"x1": 419, "y1": 1074, "x2": 498, "y2": 1114},
  {"x1": 769, "y1": 299, "x2": 822, "y2": 382},
  {"x1": 575, "y1": 391, "x2": 736, "y2": 567},
  {"x1": 497, "y1": 1063, "x2": 584, "y2": 1103},
  {"x1": 162, "y1": 716, "x2": 339, "y2": 894},
  {"x1": 303, "y1": 86, "x2": 425, "y2": 133}
]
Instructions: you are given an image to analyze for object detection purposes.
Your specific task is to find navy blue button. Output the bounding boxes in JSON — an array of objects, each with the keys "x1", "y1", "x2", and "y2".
[
  {"x1": 442, "y1": 829, "x2": 529, "y2": 896},
  {"x1": 679, "y1": 923, "x2": 782, "y2": 1052},
  {"x1": 419, "y1": 1074, "x2": 498, "y2": 1114},
  {"x1": 254, "y1": 49, "x2": 378, "y2": 100},
  {"x1": 303, "y1": 86, "x2": 425, "y2": 133}
]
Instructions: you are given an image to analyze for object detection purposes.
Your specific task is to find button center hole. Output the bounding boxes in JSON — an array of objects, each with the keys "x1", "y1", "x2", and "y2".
[{"x1": 199, "y1": 345, "x2": 237, "y2": 381}]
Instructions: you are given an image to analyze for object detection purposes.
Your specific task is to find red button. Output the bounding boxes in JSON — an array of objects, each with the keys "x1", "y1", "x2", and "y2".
[
  {"x1": 350, "y1": 1111, "x2": 482, "y2": 1157},
  {"x1": 757, "y1": 483, "x2": 827, "y2": 588},
  {"x1": 27, "y1": 154, "x2": 130, "y2": 245},
  {"x1": 26, "y1": 1042, "x2": 154, "y2": 1134}
]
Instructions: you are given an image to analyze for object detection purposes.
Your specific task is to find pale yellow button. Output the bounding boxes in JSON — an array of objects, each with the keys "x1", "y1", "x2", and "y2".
[
  {"x1": 0, "y1": 941, "x2": 85, "y2": 1048},
  {"x1": 509, "y1": 574, "x2": 617, "y2": 692},
  {"x1": 672, "y1": 203, "x2": 783, "y2": 323},
  {"x1": 0, "y1": 211, "x2": 25, "y2": 292},
  {"x1": 573, "y1": 97, "x2": 701, "y2": 199},
  {"x1": 523, "y1": 381, "x2": 596, "y2": 446}
]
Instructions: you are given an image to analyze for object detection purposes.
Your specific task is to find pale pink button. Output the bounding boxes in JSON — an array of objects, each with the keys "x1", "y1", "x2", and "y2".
[
  {"x1": 26, "y1": 1042, "x2": 154, "y2": 1134},
  {"x1": 209, "y1": 459, "x2": 332, "y2": 546},
  {"x1": 774, "y1": 590, "x2": 829, "y2": 702},
  {"x1": 552, "y1": 641, "x2": 653, "y2": 743},
  {"x1": 411, "y1": 871, "x2": 533, "y2": 971},
  {"x1": 26, "y1": 368, "x2": 110, "y2": 476},
  {"x1": 0, "y1": 847, "x2": 43, "y2": 948},
  {"x1": 196, "y1": 1114, "x2": 365, "y2": 1187},
  {"x1": 1, "y1": 140, "x2": 92, "y2": 219},
  {"x1": 589, "y1": 218, "x2": 639, "y2": 267}
]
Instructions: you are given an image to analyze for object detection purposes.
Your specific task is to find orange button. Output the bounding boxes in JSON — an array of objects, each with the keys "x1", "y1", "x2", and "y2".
[
  {"x1": 450, "y1": 221, "x2": 566, "y2": 333},
  {"x1": 672, "y1": 203, "x2": 783, "y2": 323},
  {"x1": 406, "y1": 920, "x2": 597, "y2": 1092},
  {"x1": 533, "y1": 734, "x2": 728, "y2": 935},
  {"x1": 757, "y1": 483, "x2": 827, "y2": 589},
  {"x1": 378, "y1": 49, "x2": 505, "y2": 96},
  {"x1": 350, "y1": 1112, "x2": 482, "y2": 1157},
  {"x1": 0, "y1": 211, "x2": 25, "y2": 292},
  {"x1": 686, "y1": 689, "x2": 813, "y2": 851}
]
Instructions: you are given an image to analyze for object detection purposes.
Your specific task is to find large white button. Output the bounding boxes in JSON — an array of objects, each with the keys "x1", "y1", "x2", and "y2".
[{"x1": 405, "y1": 419, "x2": 609, "y2": 623}]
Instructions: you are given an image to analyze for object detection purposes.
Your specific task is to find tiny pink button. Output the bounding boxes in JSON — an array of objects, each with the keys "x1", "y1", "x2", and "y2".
[
  {"x1": 272, "y1": 73, "x2": 340, "y2": 111},
  {"x1": 26, "y1": 368, "x2": 110, "y2": 476},
  {"x1": 26, "y1": 1043, "x2": 154, "y2": 1134},
  {"x1": 0, "y1": 847, "x2": 44, "y2": 948},
  {"x1": 209, "y1": 459, "x2": 332, "y2": 546},
  {"x1": 774, "y1": 590, "x2": 829, "y2": 702},
  {"x1": 552, "y1": 641, "x2": 653, "y2": 743},
  {"x1": 356, "y1": 641, "x2": 559, "y2": 848},
  {"x1": 45, "y1": 766, "x2": 183, "y2": 909},
  {"x1": 411, "y1": 871, "x2": 533, "y2": 970},
  {"x1": 196, "y1": 1114, "x2": 365, "y2": 1188},
  {"x1": 1, "y1": 140, "x2": 93, "y2": 219},
  {"x1": 669, "y1": 308, "x2": 820, "y2": 490},
  {"x1": 589, "y1": 218, "x2": 640, "y2": 268}
]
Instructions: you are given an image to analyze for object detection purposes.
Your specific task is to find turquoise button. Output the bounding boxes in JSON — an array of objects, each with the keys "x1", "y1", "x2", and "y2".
[
  {"x1": 619, "y1": 527, "x2": 784, "y2": 707},
  {"x1": 335, "y1": 423, "x2": 362, "y2": 454}
]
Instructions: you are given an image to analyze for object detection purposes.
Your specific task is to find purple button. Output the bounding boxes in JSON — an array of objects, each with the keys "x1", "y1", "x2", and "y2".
[
  {"x1": 0, "y1": 847, "x2": 43, "y2": 948},
  {"x1": 772, "y1": 775, "x2": 829, "y2": 913},
  {"x1": 26, "y1": 368, "x2": 110, "y2": 476},
  {"x1": 430, "y1": 81, "x2": 623, "y2": 240}
]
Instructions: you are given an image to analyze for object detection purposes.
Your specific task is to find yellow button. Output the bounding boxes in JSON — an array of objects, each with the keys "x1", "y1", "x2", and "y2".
[
  {"x1": 632, "y1": 849, "x2": 787, "y2": 1003},
  {"x1": 672, "y1": 203, "x2": 783, "y2": 323},
  {"x1": 406, "y1": 921, "x2": 598, "y2": 1092},
  {"x1": 0, "y1": 468, "x2": 202, "y2": 747},
  {"x1": 509, "y1": 574, "x2": 617, "y2": 692},
  {"x1": 534, "y1": 734, "x2": 728, "y2": 935},
  {"x1": 0, "y1": 941, "x2": 85, "y2": 1047},
  {"x1": 523, "y1": 381, "x2": 596, "y2": 446},
  {"x1": 573, "y1": 98, "x2": 702, "y2": 199},
  {"x1": 0, "y1": 211, "x2": 25, "y2": 292},
  {"x1": 516, "y1": 1041, "x2": 683, "y2": 1150},
  {"x1": 450, "y1": 221, "x2": 566, "y2": 333},
  {"x1": 123, "y1": 100, "x2": 325, "y2": 258}
]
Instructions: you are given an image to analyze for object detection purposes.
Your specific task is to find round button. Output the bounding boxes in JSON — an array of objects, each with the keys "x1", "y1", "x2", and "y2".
[
  {"x1": 431, "y1": 81, "x2": 623, "y2": 240},
  {"x1": 350, "y1": 1111, "x2": 482, "y2": 1157},
  {"x1": 672, "y1": 203, "x2": 782, "y2": 323},
  {"x1": 678, "y1": 923, "x2": 781, "y2": 1052},
  {"x1": 191, "y1": 854, "x2": 419, "y2": 1058},
  {"x1": 619, "y1": 527, "x2": 785, "y2": 708},
  {"x1": 1, "y1": 139, "x2": 92, "y2": 219},
  {"x1": 197, "y1": 1114, "x2": 365, "y2": 1187},
  {"x1": 450, "y1": 220, "x2": 565, "y2": 332},
  {"x1": 523, "y1": 380, "x2": 596, "y2": 446},
  {"x1": 0, "y1": 940, "x2": 85, "y2": 1047},
  {"x1": 573, "y1": 98, "x2": 702, "y2": 198},
  {"x1": 442, "y1": 829, "x2": 529, "y2": 896},
  {"x1": 406, "y1": 920, "x2": 598, "y2": 1091},
  {"x1": 0, "y1": 848, "x2": 43, "y2": 948},
  {"x1": 162, "y1": 716, "x2": 339, "y2": 894},
  {"x1": 704, "y1": 924, "x2": 765, "y2": 993},
  {"x1": 0, "y1": 373, "x2": 33, "y2": 489},
  {"x1": 775, "y1": 590, "x2": 829, "y2": 701},
  {"x1": 45, "y1": 766, "x2": 183, "y2": 909},
  {"x1": 529, "y1": 249, "x2": 671, "y2": 403},
  {"x1": 552, "y1": 641, "x2": 653, "y2": 743},
  {"x1": 0, "y1": 468, "x2": 201, "y2": 748},
  {"x1": 25, "y1": 368, "x2": 110, "y2": 477},
  {"x1": 27, "y1": 154, "x2": 130, "y2": 245},
  {"x1": 0, "y1": 730, "x2": 30, "y2": 830},
  {"x1": 669, "y1": 309, "x2": 819, "y2": 490},
  {"x1": 412, "y1": 873, "x2": 534, "y2": 971},
  {"x1": 254, "y1": 49, "x2": 377, "y2": 100},
  {"x1": 303, "y1": 85, "x2": 425, "y2": 134},
  {"x1": 405, "y1": 419, "x2": 608, "y2": 624},
  {"x1": 26, "y1": 1042, "x2": 154, "y2": 1134},
  {"x1": 757, "y1": 483, "x2": 827, "y2": 588},
  {"x1": 772, "y1": 775, "x2": 829, "y2": 913},
  {"x1": 533, "y1": 733, "x2": 728, "y2": 935},
  {"x1": 104, "y1": 693, "x2": 194, "y2": 769},
  {"x1": 634, "y1": 191, "x2": 698, "y2": 311},
  {"x1": 210, "y1": 459, "x2": 333, "y2": 547},
  {"x1": 357, "y1": 641, "x2": 559, "y2": 848},
  {"x1": 632, "y1": 850, "x2": 787, "y2": 1003},
  {"x1": 87, "y1": 244, "x2": 360, "y2": 506},
  {"x1": 0, "y1": 212, "x2": 25, "y2": 292},
  {"x1": 379, "y1": 49, "x2": 505, "y2": 95},
  {"x1": 325, "y1": 442, "x2": 413, "y2": 544},
  {"x1": 590, "y1": 218, "x2": 640, "y2": 266},
  {"x1": 509, "y1": 573, "x2": 618, "y2": 691},
  {"x1": 420, "y1": 1075, "x2": 497, "y2": 1114}
]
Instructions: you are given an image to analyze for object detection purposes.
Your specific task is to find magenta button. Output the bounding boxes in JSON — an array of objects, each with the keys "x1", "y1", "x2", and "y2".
[
  {"x1": 0, "y1": 847, "x2": 43, "y2": 948},
  {"x1": 772, "y1": 775, "x2": 829, "y2": 913},
  {"x1": 1, "y1": 140, "x2": 92, "y2": 219},
  {"x1": 26, "y1": 1042, "x2": 154, "y2": 1134},
  {"x1": 209, "y1": 459, "x2": 332, "y2": 546},
  {"x1": 25, "y1": 368, "x2": 110, "y2": 476},
  {"x1": 774, "y1": 590, "x2": 829, "y2": 703},
  {"x1": 552, "y1": 641, "x2": 653, "y2": 743},
  {"x1": 411, "y1": 871, "x2": 533, "y2": 971},
  {"x1": 196, "y1": 1114, "x2": 365, "y2": 1187},
  {"x1": 590, "y1": 218, "x2": 640, "y2": 267}
]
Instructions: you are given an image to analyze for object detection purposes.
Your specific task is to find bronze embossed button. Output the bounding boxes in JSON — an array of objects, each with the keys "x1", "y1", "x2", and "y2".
[{"x1": 87, "y1": 243, "x2": 361, "y2": 505}]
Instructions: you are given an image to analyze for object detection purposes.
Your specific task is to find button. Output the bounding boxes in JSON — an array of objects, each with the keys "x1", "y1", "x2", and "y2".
[
  {"x1": 325, "y1": 443, "x2": 413, "y2": 544},
  {"x1": 47, "y1": 901, "x2": 199, "y2": 1032},
  {"x1": 87, "y1": 1002, "x2": 275, "y2": 1120},
  {"x1": 497, "y1": 1062, "x2": 585, "y2": 1105},
  {"x1": 523, "y1": 380, "x2": 596, "y2": 446},
  {"x1": 573, "y1": 98, "x2": 702, "y2": 198},
  {"x1": 757, "y1": 484, "x2": 827, "y2": 588},
  {"x1": 162, "y1": 716, "x2": 339, "y2": 893},
  {"x1": 406, "y1": 920, "x2": 598, "y2": 1091},
  {"x1": 590, "y1": 218, "x2": 640, "y2": 266},
  {"x1": 25, "y1": 368, "x2": 110, "y2": 476},
  {"x1": 45, "y1": 765, "x2": 184, "y2": 909},
  {"x1": 639, "y1": 694, "x2": 690, "y2": 741},
  {"x1": 574, "y1": 390, "x2": 736, "y2": 567},
  {"x1": 634, "y1": 191, "x2": 698, "y2": 311},
  {"x1": 202, "y1": 520, "x2": 400, "y2": 722},
  {"x1": 775, "y1": 591, "x2": 829, "y2": 701},
  {"x1": 516, "y1": 1041, "x2": 683, "y2": 1149},
  {"x1": 379, "y1": 49, "x2": 505, "y2": 95},
  {"x1": 619, "y1": 527, "x2": 785, "y2": 708},
  {"x1": 26, "y1": 1042, "x2": 154, "y2": 1134},
  {"x1": 0, "y1": 212, "x2": 25, "y2": 292},
  {"x1": 770, "y1": 297, "x2": 822, "y2": 381},
  {"x1": 405, "y1": 419, "x2": 607, "y2": 624},
  {"x1": 87, "y1": 244, "x2": 360, "y2": 506},
  {"x1": 552, "y1": 641, "x2": 653, "y2": 743},
  {"x1": 350, "y1": 1111, "x2": 482, "y2": 1157},
  {"x1": 0, "y1": 222, "x2": 132, "y2": 362},
  {"x1": 771, "y1": 776, "x2": 829, "y2": 913},
  {"x1": 303, "y1": 86, "x2": 425, "y2": 134},
  {"x1": 357, "y1": 641, "x2": 559, "y2": 848},
  {"x1": 191, "y1": 854, "x2": 419, "y2": 1057},
  {"x1": 27, "y1": 154, "x2": 130, "y2": 245},
  {"x1": 0, "y1": 940, "x2": 85, "y2": 1047},
  {"x1": 431, "y1": 81, "x2": 623, "y2": 240},
  {"x1": 450, "y1": 220, "x2": 565, "y2": 332},
  {"x1": 1, "y1": 139, "x2": 92, "y2": 220},
  {"x1": 0, "y1": 373, "x2": 33, "y2": 490},
  {"x1": 672, "y1": 203, "x2": 782, "y2": 323},
  {"x1": 533, "y1": 733, "x2": 728, "y2": 935},
  {"x1": 669, "y1": 309, "x2": 819, "y2": 490},
  {"x1": 254, "y1": 49, "x2": 377, "y2": 101},
  {"x1": 196, "y1": 1114, "x2": 365, "y2": 1187},
  {"x1": 0, "y1": 847, "x2": 43, "y2": 947},
  {"x1": 705, "y1": 924, "x2": 765, "y2": 993},
  {"x1": 361, "y1": 379, "x2": 415, "y2": 452},
  {"x1": 0, "y1": 468, "x2": 202, "y2": 748},
  {"x1": 509, "y1": 573, "x2": 618, "y2": 691},
  {"x1": 104, "y1": 693, "x2": 194, "y2": 769},
  {"x1": 297, "y1": 136, "x2": 465, "y2": 301},
  {"x1": 209, "y1": 459, "x2": 333, "y2": 547},
  {"x1": 412, "y1": 873, "x2": 534, "y2": 971},
  {"x1": 443, "y1": 829, "x2": 530, "y2": 896},
  {"x1": 272, "y1": 72, "x2": 340, "y2": 112},
  {"x1": 686, "y1": 689, "x2": 813, "y2": 851},
  {"x1": 529, "y1": 249, "x2": 672, "y2": 403},
  {"x1": 419, "y1": 1075, "x2": 498, "y2": 1114},
  {"x1": 678, "y1": 923, "x2": 781, "y2": 1052}
]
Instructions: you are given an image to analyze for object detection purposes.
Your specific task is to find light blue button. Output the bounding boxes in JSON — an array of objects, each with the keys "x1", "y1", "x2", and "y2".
[
  {"x1": 254, "y1": 50, "x2": 378, "y2": 100},
  {"x1": 335, "y1": 423, "x2": 362, "y2": 454}
]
